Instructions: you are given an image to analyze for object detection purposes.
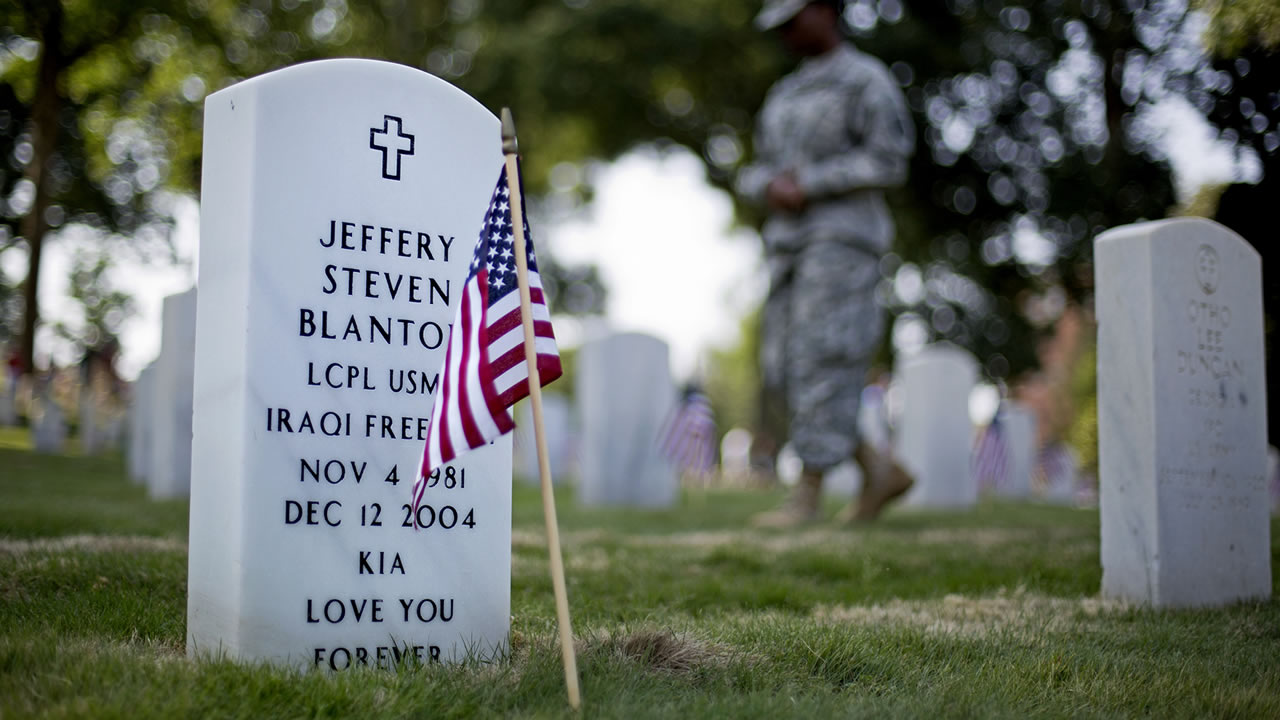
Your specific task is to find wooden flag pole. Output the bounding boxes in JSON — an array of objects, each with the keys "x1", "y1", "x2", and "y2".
[{"x1": 501, "y1": 107, "x2": 581, "y2": 711}]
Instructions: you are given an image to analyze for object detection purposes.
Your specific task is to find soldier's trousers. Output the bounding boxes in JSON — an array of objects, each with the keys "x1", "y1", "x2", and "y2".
[{"x1": 760, "y1": 239, "x2": 883, "y2": 472}]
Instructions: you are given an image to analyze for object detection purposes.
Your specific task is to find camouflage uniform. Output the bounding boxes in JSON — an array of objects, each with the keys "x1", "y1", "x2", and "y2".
[{"x1": 737, "y1": 41, "x2": 914, "y2": 471}]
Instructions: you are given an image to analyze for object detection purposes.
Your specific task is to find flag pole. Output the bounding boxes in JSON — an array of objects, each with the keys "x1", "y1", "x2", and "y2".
[{"x1": 501, "y1": 107, "x2": 581, "y2": 711}]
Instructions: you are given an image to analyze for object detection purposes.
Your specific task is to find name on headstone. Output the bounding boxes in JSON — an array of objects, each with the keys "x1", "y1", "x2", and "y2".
[{"x1": 187, "y1": 59, "x2": 512, "y2": 669}]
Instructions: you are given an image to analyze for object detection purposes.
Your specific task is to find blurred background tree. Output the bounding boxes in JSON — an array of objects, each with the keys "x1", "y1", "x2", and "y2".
[
  {"x1": 1, "y1": 0, "x2": 1266, "y2": 421},
  {"x1": 0, "y1": 0, "x2": 235, "y2": 374}
]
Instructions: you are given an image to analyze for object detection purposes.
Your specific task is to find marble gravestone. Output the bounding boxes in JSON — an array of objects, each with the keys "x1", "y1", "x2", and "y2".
[
  {"x1": 148, "y1": 288, "x2": 197, "y2": 499},
  {"x1": 1097, "y1": 218, "x2": 1270, "y2": 608},
  {"x1": 32, "y1": 384, "x2": 66, "y2": 453},
  {"x1": 187, "y1": 60, "x2": 512, "y2": 669},
  {"x1": 576, "y1": 332, "x2": 678, "y2": 507},
  {"x1": 895, "y1": 344, "x2": 979, "y2": 508},
  {"x1": 79, "y1": 387, "x2": 102, "y2": 455},
  {"x1": 0, "y1": 375, "x2": 16, "y2": 426},
  {"x1": 127, "y1": 364, "x2": 155, "y2": 485},
  {"x1": 820, "y1": 461, "x2": 862, "y2": 499},
  {"x1": 514, "y1": 393, "x2": 573, "y2": 484},
  {"x1": 1036, "y1": 443, "x2": 1080, "y2": 504},
  {"x1": 994, "y1": 402, "x2": 1036, "y2": 498}
]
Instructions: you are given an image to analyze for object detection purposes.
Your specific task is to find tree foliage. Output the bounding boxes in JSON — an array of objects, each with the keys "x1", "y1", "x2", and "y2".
[
  {"x1": 0, "y1": 0, "x2": 237, "y2": 371},
  {"x1": 436, "y1": 0, "x2": 1191, "y2": 382},
  {"x1": 3, "y1": 0, "x2": 1234, "y2": 387}
]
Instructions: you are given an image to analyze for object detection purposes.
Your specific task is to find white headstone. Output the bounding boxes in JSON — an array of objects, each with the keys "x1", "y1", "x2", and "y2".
[
  {"x1": 576, "y1": 332, "x2": 678, "y2": 506},
  {"x1": 514, "y1": 393, "x2": 573, "y2": 484},
  {"x1": 821, "y1": 460, "x2": 862, "y2": 498},
  {"x1": 719, "y1": 428, "x2": 752, "y2": 483},
  {"x1": 32, "y1": 386, "x2": 66, "y2": 454},
  {"x1": 101, "y1": 416, "x2": 125, "y2": 452},
  {"x1": 0, "y1": 374, "x2": 16, "y2": 426},
  {"x1": 127, "y1": 365, "x2": 155, "y2": 485},
  {"x1": 187, "y1": 59, "x2": 512, "y2": 669},
  {"x1": 79, "y1": 388, "x2": 101, "y2": 456},
  {"x1": 994, "y1": 402, "x2": 1036, "y2": 498},
  {"x1": 895, "y1": 343, "x2": 979, "y2": 507},
  {"x1": 1097, "y1": 217, "x2": 1270, "y2": 607},
  {"x1": 148, "y1": 288, "x2": 197, "y2": 499},
  {"x1": 1036, "y1": 442, "x2": 1080, "y2": 504}
]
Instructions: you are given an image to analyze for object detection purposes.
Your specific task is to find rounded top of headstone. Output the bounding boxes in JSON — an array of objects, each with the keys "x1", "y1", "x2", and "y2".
[
  {"x1": 206, "y1": 58, "x2": 496, "y2": 125},
  {"x1": 590, "y1": 330, "x2": 670, "y2": 351},
  {"x1": 1095, "y1": 217, "x2": 1257, "y2": 265},
  {"x1": 902, "y1": 341, "x2": 978, "y2": 369}
]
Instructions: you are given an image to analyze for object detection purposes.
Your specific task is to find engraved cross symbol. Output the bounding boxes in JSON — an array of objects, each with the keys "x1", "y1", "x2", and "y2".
[
  {"x1": 1195, "y1": 244, "x2": 1219, "y2": 295},
  {"x1": 369, "y1": 115, "x2": 415, "y2": 181}
]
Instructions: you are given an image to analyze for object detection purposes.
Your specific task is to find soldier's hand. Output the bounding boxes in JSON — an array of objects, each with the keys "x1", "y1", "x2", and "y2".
[{"x1": 766, "y1": 174, "x2": 807, "y2": 213}]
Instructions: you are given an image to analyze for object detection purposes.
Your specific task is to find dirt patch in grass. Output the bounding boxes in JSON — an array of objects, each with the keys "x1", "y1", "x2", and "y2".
[
  {"x1": 814, "y1": 588, "x2": 1127, "y2": 638},
  {"x1": 913, "y1": 526, "x2": 1091, "y2": 549},
  {"x1": 549, "y1": 526, "x2": 1093, "y2": 555},
  {"x1": 577, "y1": 628, "x2": 746, "y2": 675},
  {"x1": 0, "y1": 534, "x2": 186, "y2": 555}
]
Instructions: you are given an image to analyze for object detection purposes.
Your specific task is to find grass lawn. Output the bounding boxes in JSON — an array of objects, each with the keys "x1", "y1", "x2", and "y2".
[{"x1": 2, "y1": 428, "x2": 1278, "y2": 718}]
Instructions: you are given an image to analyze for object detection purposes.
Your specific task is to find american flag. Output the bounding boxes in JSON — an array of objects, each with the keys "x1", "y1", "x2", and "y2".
[
  {"x1": 659, "y1": 384, "x2": 717, "y2": 477},
  {"x1": 971, "y1": 404, "x2": 1008, "y2": 492},
  {"x1": 414, "y1": 164, "x2": 561, "y2": 517}
]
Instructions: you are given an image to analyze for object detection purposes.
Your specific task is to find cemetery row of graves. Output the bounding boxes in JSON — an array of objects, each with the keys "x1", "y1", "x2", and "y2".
[{"x1": 1, "y1": 60, "x2": 1276, "y2": 716}]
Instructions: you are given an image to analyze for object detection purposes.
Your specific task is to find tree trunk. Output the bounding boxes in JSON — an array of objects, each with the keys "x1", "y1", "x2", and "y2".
[{"x1": 18, "y1": 3, "x2": 63, "y2": 376}]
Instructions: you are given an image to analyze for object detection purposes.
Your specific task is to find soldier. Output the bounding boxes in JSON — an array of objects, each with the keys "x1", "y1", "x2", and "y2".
[{"x1": 736, "y1": 0, "x2": 916, "y2": 525}]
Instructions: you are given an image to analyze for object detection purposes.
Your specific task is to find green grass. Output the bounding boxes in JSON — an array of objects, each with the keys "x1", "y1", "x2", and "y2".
[{"x1": 3, "y1": 435, "x2": 1279, "y2": 718}]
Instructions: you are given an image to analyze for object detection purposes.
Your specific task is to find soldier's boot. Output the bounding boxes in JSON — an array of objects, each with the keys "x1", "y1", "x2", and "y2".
[
  {"x1": 751, "y1": 472, "x2": 823, "y2": 528},
  {"x1": 746, "y1": 432, "x2": 780, "y2": 488},
  {"x1": 838, "y1": 444, "x2": 914, "y2": 524}
]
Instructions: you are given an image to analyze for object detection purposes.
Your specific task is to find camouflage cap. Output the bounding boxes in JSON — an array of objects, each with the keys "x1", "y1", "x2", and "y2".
[{"x1": 754, "y1": 0, "x2": 809, "y2": 30}]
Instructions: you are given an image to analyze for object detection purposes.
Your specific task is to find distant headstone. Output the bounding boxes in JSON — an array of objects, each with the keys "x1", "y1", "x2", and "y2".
[
  {"x1": 148, "y1": 288, "x2": 197, "y2": 499},
  {"x1": 983, "y1": 402, "x2": 1036, "y2": 498},
  {"x1": 895, "y1": 344, "x2": 978, "y2": 507},
  {"x1": 1097, "y1": 217, "x2": 1270, "y2": 607},
  {"x1": 1035, "y1": 442, "x2": 1079, "y2": 504},
  {"x1": 776, "y1": 442, "x2": 802, "y2": 486},
  {"x1": 514, "y1": 393, "x2": 573, "y2": 483},
  {"x1": 101, "y1": 416, "x2": 125, "y2": 452},
  {"x1": 821, "y1": 460, "x2": 862, "y2": 499},
  {"x1": 576, "y1": 332, "x2": 678, "y2": 506},
  {"x1": 719, "y1": 428, "x2": 752, "y2": 484},
  {"x1": 0, "y1": 376, "x2": 16, "y2": 426},
  {"x1": 79, "y1": 390, "x2": 102, "y2": 455},
  {"x1": 187, "y1": 60, "x2": 511, "y2": 669},
  {"x1": 778, "y1": 442, "x2": 863, "y2": 497},
  {"x1": 1, "y1": 359, "x2": 18, "y2": 427},
  {"x1": 127, "y1": 365, "x2": 155, "y2": 485},
  {"x1": 32, "y1": 384, "x2": 66, "y2": 454},
  {"x1": 999, "y1": 404, "x2": 1036, "y2": 498}
]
